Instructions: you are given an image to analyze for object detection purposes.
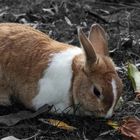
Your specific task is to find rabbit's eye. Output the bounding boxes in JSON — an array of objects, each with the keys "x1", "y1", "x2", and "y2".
[{"x1": 93, "y1": 86, "x2": 101, "y2": 98}]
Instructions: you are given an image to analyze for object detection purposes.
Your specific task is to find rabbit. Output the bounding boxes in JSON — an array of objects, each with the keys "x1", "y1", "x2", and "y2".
[{"x1": 0, "y1": 23, "x2": 123, "y2": 118}]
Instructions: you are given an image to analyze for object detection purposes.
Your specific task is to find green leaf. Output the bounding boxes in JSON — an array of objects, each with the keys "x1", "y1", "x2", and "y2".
[{"x1": 127, "y1": 63, "x2": 140, "y2": 92}]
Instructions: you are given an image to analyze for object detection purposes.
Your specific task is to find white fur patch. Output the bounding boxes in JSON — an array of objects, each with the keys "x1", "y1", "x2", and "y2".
[
  {"x1": 106, "y1": 79, "x2": 117, "y2": 118},
  {"x1": 32, "y1": 47, "x2": 82, "y2": 113}
]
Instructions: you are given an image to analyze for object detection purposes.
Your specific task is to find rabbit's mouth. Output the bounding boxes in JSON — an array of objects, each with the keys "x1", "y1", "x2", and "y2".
[{"x1": 73, "y1": 104, "x2": 107, "y2": 118}]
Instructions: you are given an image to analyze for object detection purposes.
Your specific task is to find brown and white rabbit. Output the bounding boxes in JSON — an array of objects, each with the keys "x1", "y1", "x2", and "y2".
[{"x1": 0, "y1": 23, "x2": 123, "y2": 118}]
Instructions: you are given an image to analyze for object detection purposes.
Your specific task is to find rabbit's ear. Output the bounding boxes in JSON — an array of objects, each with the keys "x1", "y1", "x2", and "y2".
[
  {"x1": 88, "y1": 24, "x2": 109, "y2": 56},
  {"x1": 78, "y1": 28, "x2": 97, "y2": 64}
]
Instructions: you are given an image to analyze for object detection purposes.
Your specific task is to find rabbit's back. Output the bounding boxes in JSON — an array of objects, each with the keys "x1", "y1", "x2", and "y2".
[
  {"x1": 0, "y1": 23, "x2": 73, "y2": 80},
  {"x1": 0, "y1": 23, "x2": 77, "y2": 107}
]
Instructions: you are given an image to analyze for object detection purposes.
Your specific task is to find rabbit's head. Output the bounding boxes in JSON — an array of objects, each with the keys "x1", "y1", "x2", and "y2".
[{"x1": 72, "y1": 24, "x2": 123, "y2": 118}]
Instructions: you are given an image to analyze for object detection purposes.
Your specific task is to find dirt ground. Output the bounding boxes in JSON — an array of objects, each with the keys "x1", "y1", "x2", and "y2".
[{"x1": 0, "y1": 0, "x2": 139, "y2": 140}]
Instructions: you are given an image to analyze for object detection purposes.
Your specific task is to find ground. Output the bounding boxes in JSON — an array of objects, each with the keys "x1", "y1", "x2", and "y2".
[{"x1": 0, "y1": 0, "x2": 139, "y2": 140}]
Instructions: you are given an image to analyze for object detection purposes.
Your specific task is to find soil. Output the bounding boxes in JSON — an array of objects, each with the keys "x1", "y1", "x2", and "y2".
[{"x1": 0, "y1": 0, "x2": 139, "y2": 140}]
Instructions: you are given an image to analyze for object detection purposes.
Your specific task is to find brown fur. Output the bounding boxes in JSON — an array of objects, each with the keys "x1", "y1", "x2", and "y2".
[
  {"x1": 71, "y1": 24, "x2": 123, "y2": 117},
  {"x1": 72, "y1": 54, "x2": 123, "y2": 116},
  {"x1": 0, "y1": 23, "x2": 73, "y2": 107},
  {"x1": 0, "y1": 23, "x2": 123, "y2": 118}
]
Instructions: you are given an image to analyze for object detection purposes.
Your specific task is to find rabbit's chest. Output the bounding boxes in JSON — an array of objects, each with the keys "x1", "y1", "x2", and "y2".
[{"x1": 32, "y1": 47, "x2": 82, "y2": 112}]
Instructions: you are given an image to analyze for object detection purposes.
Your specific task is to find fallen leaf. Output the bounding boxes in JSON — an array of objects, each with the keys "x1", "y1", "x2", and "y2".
[
  {"x1": 107, "y1": 120, "x2": 119, "y2": 129},
  {"x1": 127, "y1": 63, "x2": 140, "y2": 100},
  {"x1": 42, "y1": 8, "x2": 55, "y2": 15},
  {"x1": 65, "y1": 16, "x2": 73, "y2": 26},
  {"x1": 1, "y1": 136, "x2": 20, "y2": 140},
  {"x1": 39, "y1": 118, "x2": 77, "y2": 131},
  {"x1": 0, "y1": 104, "x2": 52, "y2": 126},
  {"x1": 115, "y1": 96, "x2": 124, "y2": 110},
  {"x1": 119, "y1": 116, "x2": 140, "y2": 140}
]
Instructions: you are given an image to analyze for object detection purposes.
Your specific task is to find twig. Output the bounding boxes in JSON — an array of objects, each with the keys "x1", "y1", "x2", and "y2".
[
  {"x1": 21, "y1": 130, "x2": 40, "y2": 140},
  {"x1": 86, "y1": 10, "x2": 109, "y2": 24},
  {"x1": 94, "y1": 1, "x2": 140, "y2": 9}
]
